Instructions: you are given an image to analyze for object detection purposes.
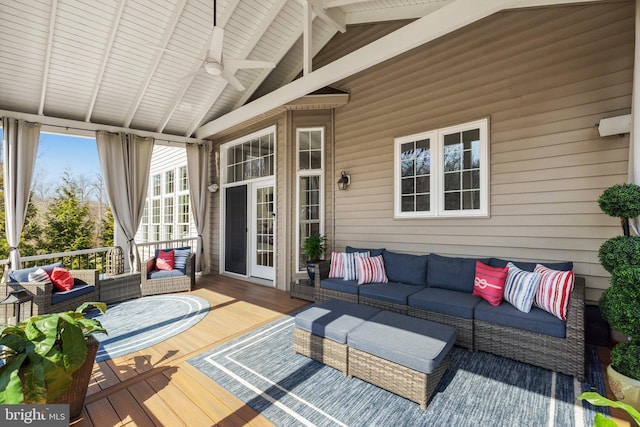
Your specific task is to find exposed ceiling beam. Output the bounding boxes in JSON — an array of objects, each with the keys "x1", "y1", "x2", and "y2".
[
  {"x1": 38, "y1": 0, "x2": 58, "y2": 116},
  {"x1": 325, "y1": 0, "x2": 372, "y2": 7},
  {"x1": 197, "y1": 0, "x2": 521, "y2": 139},
  {"x1": 309, "y1": 0, "x2": 346, "y2": 33},
  {"x1": 84, "y1": 0, "x2": 127, "y2": 122},
  {"x1": 122, "y1": 0, "x2": 189, "y2": 128},
  {"x1": 282, "y1": 27, "x2": 338, "y2": 87},
  {"x1": 158, "y1": 0, "x2": 243, "y2": 134},
  {"x1": 0, "y1": 109, "x2": 202, "y2": 145},
  {"x1": 303, "y1": 0, "x2": 313, "y2": 75},
  {"x1": 183, "y1": 0, "x2": 288, "y2": 137},
  {"x1": 345, "y1": 3, "x2": 450, "y2": 25}
]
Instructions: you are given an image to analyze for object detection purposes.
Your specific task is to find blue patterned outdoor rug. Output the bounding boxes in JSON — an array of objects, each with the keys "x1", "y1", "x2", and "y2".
[
  {"x1": 189, "y1": 316, "x2": 609, "y2": 427},
  {"x1": 88, "y1": 294, "x2": 209, "y2": 362}
]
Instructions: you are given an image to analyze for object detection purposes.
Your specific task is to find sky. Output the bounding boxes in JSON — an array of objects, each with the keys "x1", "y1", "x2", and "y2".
[{"x1": 0, "y1": 129, "x2": 102, "y2": 199}]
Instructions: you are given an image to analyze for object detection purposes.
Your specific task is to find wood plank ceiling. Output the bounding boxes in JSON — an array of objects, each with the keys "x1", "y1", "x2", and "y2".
[{"x1": 0, "y1": 0, "x2": 452, "y2": 140}]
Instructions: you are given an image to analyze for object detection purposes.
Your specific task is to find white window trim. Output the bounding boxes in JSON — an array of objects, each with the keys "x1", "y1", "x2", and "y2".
[
  {"x1": 295, "y1": 127, "x2": 325, "y2": 274},
  {"x1": 394, "y1": 118, "x2": 489, "y2": 218}
]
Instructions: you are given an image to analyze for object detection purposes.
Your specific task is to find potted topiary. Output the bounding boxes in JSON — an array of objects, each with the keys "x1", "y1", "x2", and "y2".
[
  {"x1": 0, "y1": 302, "x2": 107, "y2": 419},
  {"x1": 303, "y1": 234, "x2": 327, "y2": 281},
  {"x1": 597, "y1": 183, "x2": 640, "y2": 410}
]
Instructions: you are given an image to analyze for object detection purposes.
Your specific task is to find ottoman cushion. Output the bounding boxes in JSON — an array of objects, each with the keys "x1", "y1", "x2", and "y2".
[
  {"x1": 348, "y1": 310, "x2": 456, "y2": 374},
  {"x1": 295, "y1": 299, "x2": 381, "y2": 344}
]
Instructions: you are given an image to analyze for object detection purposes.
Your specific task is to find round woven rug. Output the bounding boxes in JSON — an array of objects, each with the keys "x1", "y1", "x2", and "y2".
[{"x1": 88, "y1": 294, "x2": 209, "y2": 362}]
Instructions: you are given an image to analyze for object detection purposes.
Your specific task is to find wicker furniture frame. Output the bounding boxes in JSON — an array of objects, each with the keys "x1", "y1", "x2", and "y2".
[
  {"x1": 359, "y1": 295, "x2": 408, "y2": 315},
  {"x1": 408, "y1": 307, "x2": 474, "y2": 350},
  {"x1": 474, "y1": 276, "x2": 586, "y2": 381},
  {"x1": 99, "y1": 272, "x2": 141, "y2": 304},
  {"x1": 141, "y1": 253, "x2": 195, "y2": 297},
  {"x1": 293, "y1": 327, "x2": 349, "y2": 375},
  {"x1": 1, "y1": 269, "x2": 100, "y2": 316},
  {"x1": 349, "y1": 348, "x2": 450, "y2": 410}
]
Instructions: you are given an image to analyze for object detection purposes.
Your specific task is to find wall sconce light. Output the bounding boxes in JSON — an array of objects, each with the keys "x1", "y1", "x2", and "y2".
[{"x1": 337, "y1": 171, "x2": 351, "y2": 190}]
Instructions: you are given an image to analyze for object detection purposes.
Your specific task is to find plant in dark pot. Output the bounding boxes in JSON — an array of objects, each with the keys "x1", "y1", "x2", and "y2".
[
  {"x1": 0, "y1": 302, "x2": 107, "y2": 419},
  {"x1": 597, "y1": 183, "x2": 640, "y2": 410},
  {"x1": 303, "y1": 234, "x2": 327, "y2": 281}
]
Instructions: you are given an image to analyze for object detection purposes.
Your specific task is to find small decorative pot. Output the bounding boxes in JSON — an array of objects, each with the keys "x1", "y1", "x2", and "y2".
[{"x1": 607, "y1": 364, "x2": 640, "y2": 411}]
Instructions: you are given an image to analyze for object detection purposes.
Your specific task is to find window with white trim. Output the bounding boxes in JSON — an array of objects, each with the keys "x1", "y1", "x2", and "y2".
[
  {"x1": 296, "y1": 128, "x2": 324, "y2": 272},
  {"x1": 394, "y1": 118, "x2": 489, "y2": 218}
]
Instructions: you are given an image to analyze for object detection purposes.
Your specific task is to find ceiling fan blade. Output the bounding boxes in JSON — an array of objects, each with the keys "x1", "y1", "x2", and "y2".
[
  {"x1": 224, "y1": 59, "x2": 276, "y2": 71},
  {"x1": 220, "y1": 68, "x2": 245, "y2": 91},
  {"x1": 209, "y1": 26, "x2": 224, "y2": 63}
]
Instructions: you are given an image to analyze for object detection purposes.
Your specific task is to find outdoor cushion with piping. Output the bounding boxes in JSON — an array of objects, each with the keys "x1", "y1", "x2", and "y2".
[
  {"x1": 9, "y1": 262, "x2": 63, "y2": 283},
  {"x1": 358, "y1": 282, "x2": 425, "y2": 305},
  {"x1": 427, "y1": 254, "x2": 490, "y2": 293},
  {"x1": 474, "y1": 299, "x2": 566, "y2": 338},
  {"x1": 382, "y1": 250, "x2": 428, "y2": 286},
  {"x1": 51, "y1": 283, "x2": 95, "y2": 306},
  {"x1": 319, "y1": 278, "x2": 359, "y2": 295},
  {"x1": 148, "y1": 269, "x2": 186, "y2": 280},
  {"x1": 407, "y1": 287, "x2": 482, "y2": 319},
  {"x1": 488, "y1": 257, "x2": 573, "y2": 272}
]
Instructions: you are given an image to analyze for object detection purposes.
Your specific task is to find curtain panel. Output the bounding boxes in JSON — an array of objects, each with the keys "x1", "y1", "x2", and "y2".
[
  {"x1": 186, "y1": 143, "x2": 209, "y2": 272},
  {"x1": 2, "y1": 117, "x2": 41, "y2": 274},
  {"x1": 96, "y1": 131, "x2": 153, "y2": 272}
]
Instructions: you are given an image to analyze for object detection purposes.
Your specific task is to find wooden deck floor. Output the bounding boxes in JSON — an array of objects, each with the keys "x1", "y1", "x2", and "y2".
[
  {"x1": 71, "y1": 274, "x2": 633, "y2": 427},
  {"x1": 73, "y1": 274, "x2": 308, "y2": 427}
]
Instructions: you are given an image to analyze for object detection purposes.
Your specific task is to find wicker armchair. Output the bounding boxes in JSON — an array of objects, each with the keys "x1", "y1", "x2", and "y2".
[
  {"x1": 1, "y1": 269, "x2": 100, "y2": 317},
  {"x1": 140, "y1": 253, "x2": 195, "y2": 296}
]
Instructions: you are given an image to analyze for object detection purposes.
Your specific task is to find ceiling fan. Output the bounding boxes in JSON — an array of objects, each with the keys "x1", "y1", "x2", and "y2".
[{"x1": 162, "y1": 0, "x2": 275, "y2": 91}]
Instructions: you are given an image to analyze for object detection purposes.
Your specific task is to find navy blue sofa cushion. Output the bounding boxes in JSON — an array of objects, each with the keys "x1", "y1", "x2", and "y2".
[
  {"x1": 348, "y1": 310, "x2": 456, "y2": 374},
  {"x1": 294, "y1": 299, "x2": 381, "y2": 344},
  {"x1": 427, "y1": 254, "x2": 489, "y2": 293},
  {"x1": 346, "y1": 246, "x2": 385, "y2": 257},
  {"x1": 474, "y1": 300, "x2": 566, "y2": 338},
  {"x1": 320, "y1": 278, "x2": 359, "y2": 295},
  {"x1": 359, "y1": 282, "x2": 425, "y2": 305},
  {"x1": 382, "y1": 250, "x2": 428, "y2": 286},
  {"x1": 408, "y1": 288, "x2": 482, "y2": 319},
  {"x1": 488, "y1": 258, "x2": 573, "y2": 272},
  {"x1": 51, "y1": 283, "x2": 95, "y2": 306},
  {"x1": 9, "y1": 262, "x2": 63, "y2": 283}
]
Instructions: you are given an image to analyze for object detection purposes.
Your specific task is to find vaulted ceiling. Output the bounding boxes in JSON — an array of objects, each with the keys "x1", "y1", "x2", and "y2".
[{"x1": 0, "y1": 0, "x2": 605, "y2": 142}]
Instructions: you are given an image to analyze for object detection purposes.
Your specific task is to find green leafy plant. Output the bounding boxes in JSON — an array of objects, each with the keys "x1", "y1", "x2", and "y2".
[
  {"x1": 598, "y1": 183, "x2": 640, "y2": 237},
  {"x1": 303, "y1": 234, "x2": 327, "y2": 262},
  {"x1": 598, "y1": 236, "x2": 640, "y2": 274},
  {"x1": 0, "y1": 302, "x2": 107, "y2": 404},
  {"x1": 578, "y1": 392, "x2": 640, "y2": 426}
]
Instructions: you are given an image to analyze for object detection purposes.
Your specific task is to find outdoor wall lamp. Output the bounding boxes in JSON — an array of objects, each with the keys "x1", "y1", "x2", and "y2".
[{"x1": 337, "y1": 171, "x2": 351, "y2": 190}]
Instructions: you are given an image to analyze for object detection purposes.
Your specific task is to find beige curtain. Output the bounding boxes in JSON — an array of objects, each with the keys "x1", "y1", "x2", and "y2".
[
  {"x1": 2, "y1": 117, "x2": 41, "y2": 273},
  {"x1": 96, "y1": 131, "x2": 154, "y2": 272},
  {"x1": 186, "y1": 143, "x2": 209, "y2": 272}
]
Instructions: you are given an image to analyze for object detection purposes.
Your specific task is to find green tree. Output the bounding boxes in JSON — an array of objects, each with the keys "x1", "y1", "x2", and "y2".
[
  {"x1": 42, "y1": 171, "x2": 94, "y2": 260},
  {"x1": 101, "y1": 206, "x2": 114, "y2": 247}
]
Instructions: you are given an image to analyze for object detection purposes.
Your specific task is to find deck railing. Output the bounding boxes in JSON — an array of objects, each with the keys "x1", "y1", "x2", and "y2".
[{"x1": 0, "y1": 238, "x2": 198, "y2": 273}]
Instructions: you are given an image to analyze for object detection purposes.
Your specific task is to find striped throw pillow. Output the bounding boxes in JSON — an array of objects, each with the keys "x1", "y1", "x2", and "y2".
[
  {"x1": 174, "y1": 248, "x2": 191, "y2": 272},
  {"x1": 472, "y1": 261, "x2": 508, "y2": 306},
  {"x1": 503, "y1": 262, "x2": 542, "y2": 313},
  {"x1": 342, "y1": 251, "x2": 370, "y2": 281},
  {"x1": 28, "y1": 268, "x2": 51, "y2": 283},
  {"x1": 533, "y1": 264, "x2": 575, "y2": 320},
  {"x1": 356, "y1": 255, "x2": 388, "y2": 285},
  {"x1": 328, "y1": 252, "x2": 345, "y2": 278}
]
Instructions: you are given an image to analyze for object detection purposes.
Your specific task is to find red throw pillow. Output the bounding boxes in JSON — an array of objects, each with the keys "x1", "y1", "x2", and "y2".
[
  {"x1": 50, "y1": 267, "x2": 75, "y2": 291},
  {"x1": 472, "y1": 261, "x2": 508, "y2": 306},
  {"x1": 156, "y1": 250, "x2": 175, "y2": 271}
]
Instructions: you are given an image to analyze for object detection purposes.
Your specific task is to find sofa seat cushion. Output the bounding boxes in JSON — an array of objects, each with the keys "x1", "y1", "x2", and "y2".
[
  {"x1": 320, "y1": 278, "x2": 359, "y2": 295},
  {"x1": 474, "y1": 300, "x2": 566, "y2": 338},
  {"x1": 148, "y1": 269, "x2": 186, "y2": 280},
  {"x1": 408, "y1": 288, "x2": 482, "y2": 319},
  {"x1": 294, "y1": 299, "x2": 381, "y2": 344},
  {"x1": 382, "y1": 250, "x2": 428, "y2": 286},
  {"x1": 348, "y1": 310, "x2": 456, "y2": 374},
  {"x1": 427, "y1": 254, "x2": 489, "y2": 293},
  {"x1": 358, "y1": 282, "x2": 425, "y2": 305},
  {"x1": 51, "y1": 283, "x2": 95, "y2": 306}
]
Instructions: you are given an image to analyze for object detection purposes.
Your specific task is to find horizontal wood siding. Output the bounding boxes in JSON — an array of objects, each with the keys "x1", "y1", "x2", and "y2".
[{"x1": 318, "y1": 2, "x2": 634, "y2": 303}]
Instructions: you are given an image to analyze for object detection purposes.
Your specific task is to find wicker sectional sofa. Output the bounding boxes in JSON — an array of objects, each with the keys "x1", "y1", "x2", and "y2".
[{"x1": 312, "y1": 247, "x2": 585, "y2": 381}]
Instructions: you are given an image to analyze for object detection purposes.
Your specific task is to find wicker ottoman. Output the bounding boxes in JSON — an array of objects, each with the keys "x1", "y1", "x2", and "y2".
[
  {"x1": 293, "y1": 299, "x2": 381, "y2": 375},
  {"x1": 347, "y1": 310, "x2": 456, "y2": 409}
]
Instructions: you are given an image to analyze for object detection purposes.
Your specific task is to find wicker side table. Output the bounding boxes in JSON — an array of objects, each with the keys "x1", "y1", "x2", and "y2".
[
  {"x1": 99, "y1": 272, "x2": 141, "y2": 304},
  {"x1": 290, "y1": 278, "x2": 314, "y2": 301}
]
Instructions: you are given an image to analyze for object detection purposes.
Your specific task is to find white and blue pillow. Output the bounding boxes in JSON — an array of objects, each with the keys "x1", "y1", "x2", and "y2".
[
  {"x1": 503, "y1": 262, "x2": 542, "y2": 313},
  {"x1": 342, "y1": 251, "x2": 369, "y2": 281},
  {"x1": 174, "y1": 248, "x2": 191, "y2": 272}
]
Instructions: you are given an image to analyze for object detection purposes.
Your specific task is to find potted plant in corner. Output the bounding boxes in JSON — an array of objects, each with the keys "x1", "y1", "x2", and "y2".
[
  {"x1": 0, "y1": 302, "x2": 107, "y2": 419},
  {"x1": 303, "y1": 234, "x2": 327, "y2": 281},
  {"x1": 597, "y1": 183, "x2": 640, "y2": 411}
]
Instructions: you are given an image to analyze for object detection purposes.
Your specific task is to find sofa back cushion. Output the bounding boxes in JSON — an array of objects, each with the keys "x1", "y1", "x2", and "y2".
[
  {"x1": 382, "y1": 250, "x2": 428, "y2": 286},
  {"x1": 427, "y1": 254, "x2": 489, "y2": 293},
  {"x1": 489, "y1": 257, "x2": 573, "y2": 272},
  {"x1": 346, "y1": 246, "x2": 385, "y2": 257},
  {"x1": 9, "y1": 262, "x2": 63, "y2": 283}
]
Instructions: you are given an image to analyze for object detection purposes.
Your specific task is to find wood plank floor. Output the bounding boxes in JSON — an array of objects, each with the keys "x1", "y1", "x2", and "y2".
[
  {"x1": 70, "y1": 274, "x2": 633, "y2": 427},
  {"x1": 72, "y1": 274, "x2": 308, "y2": 427}
]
